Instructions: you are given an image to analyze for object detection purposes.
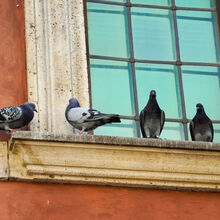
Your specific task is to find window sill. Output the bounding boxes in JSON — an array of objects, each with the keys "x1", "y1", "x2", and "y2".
[{"x1": 2, "y1": 131, "x2": 220, "y2": 191}]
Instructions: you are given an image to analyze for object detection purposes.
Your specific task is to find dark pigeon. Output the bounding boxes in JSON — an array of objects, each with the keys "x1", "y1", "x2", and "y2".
[
  {"x1": 140, "y1": 90, "x2": 165, "y2": 138},
  {"x1": 0, "y1": 102, "x2": 37, "y2": 132},
  {"x1": 190, "y1": 103, "x2": 213, "y2": 142},
  {"x1": 65, "y1": 98, "x2": 121, "y2": 134}
]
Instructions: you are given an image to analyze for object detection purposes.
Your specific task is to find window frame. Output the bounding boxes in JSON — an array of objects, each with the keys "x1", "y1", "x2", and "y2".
[{"x1": 84, "y1": 0, "x2": 220, "y2": 140}]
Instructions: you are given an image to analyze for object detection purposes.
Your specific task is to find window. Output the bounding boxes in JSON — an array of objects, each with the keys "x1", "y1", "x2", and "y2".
[{"x1": 85, "y1": 0, "x2": 220, "y2": 142}]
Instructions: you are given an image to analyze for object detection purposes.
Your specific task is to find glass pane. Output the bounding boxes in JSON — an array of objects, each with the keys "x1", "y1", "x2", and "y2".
[
  {"x1": 94, "y1": 119, "x2": 137, "y2": 137},
  {"x1": 90, "y1": 59, "x2": 135, "y2": 115},
  {"x1": 160, "y1": 122, "x2": 184, "y2": 140},
  {"x1": 213, "y1": 124, "x2": 220, "y2": 143},
  {"x1": 175, "y1": 0, "x2": 214, "y2": 8},
  {"x1": 177, "y1": 11, "x2": 219, "y2": 63},
  {"x1": 131, "y1": 0, "x2": 170, "y2": 6},
  {"x1": 87, "y1": 3, "x2": 129, "y2": 58},
  {"x1": 102, "y1": 0, "x2": 125, "y2": 2},
  {"x1": 132, "y1": 7, "x2": 175, "y2": 61},
  {"x1": 136, "y1": 63, "x2": 182, "y2": 118},
  {"x1": 182, "y1": 66, "x2": 220, "y2": 120}
]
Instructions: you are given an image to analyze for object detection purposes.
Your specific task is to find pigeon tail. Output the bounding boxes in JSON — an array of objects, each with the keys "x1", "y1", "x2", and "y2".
[{"x1": 103, "y1": 114, "x2": 121, "y2": 123}]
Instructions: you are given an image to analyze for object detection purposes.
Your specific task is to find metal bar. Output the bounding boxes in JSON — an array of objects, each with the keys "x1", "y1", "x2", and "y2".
[
  {"x1": 90, "y1": 55, "x2": 220, "y2": 67},
  {"x1": 212, "y1": 120, "x2": 220, "y2": 124},
  {"x1": 171, "y1": 0, "x2": 189, "y2": 140},
  {"x1": 135, "y1": 59, "x2": 176, "y2": 65},
  {"x1": 86, "y1": 0, "x2": 125, "y2": 6},
  {"x1": 90, "y1": 55, "x2": 129, "y2": 62},
  {"x1": 86, "y1": 0, "x2": 215, "y2": 12},
  {"x1": 126, "y1": 0, "x2": 141, "y2": 137},
  {"x1": 176, "y1": 6, "x2": 215, "y2": 12},
  {"x1": 182, "y1": 61, "x2": 220, "y2": 67},
  {"x1": 119, "y1": 115, "x2": 220, "y2": 124},
  {"x1": 128, "y1": 4, "x2": 171, "y2": 10}
]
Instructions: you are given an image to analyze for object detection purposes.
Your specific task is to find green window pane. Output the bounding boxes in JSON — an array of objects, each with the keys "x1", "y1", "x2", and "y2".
[
  {"x1": 160, "y1": 122, "x2": 185, "y2": 140},
  {"x1": 90, "y1": 59, "x2": 135, "y2": 116},
  {"x1": 131, "y1": 0, "x2": 170, "y2": 6},
  {"x1": 94, "y1": 120, "x2": 137, "y2": 137},
  {"x1": 87, "y1": 3, "x2": 129, "y2": 58},
  {"x1": 136, "y1": 63, "x2": 182, "y2": 118},
  {"x1": 177, "y1": 11, "x2": 219, "y2": 63},
  {"x1": 213, "y1": 124, "x2": 220, "y2": 143},
  {"x1": 182, "y1": 66, "x2": 220, "y2": 120},
  {"x1": 131, "y1": 7, "x2": 175, "y2": 61},
  {"x1": 175, "y1": 0, "x2": 214, "y2": 8}
]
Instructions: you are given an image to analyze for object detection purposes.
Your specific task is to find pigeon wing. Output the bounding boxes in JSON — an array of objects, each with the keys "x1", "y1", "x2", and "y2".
[
  {"x1": 189, "y1": 120, "x2": 195, "y2": 141},
  {"x1": 84, "y1": 109, "x2": 116, "y2": 122},
  {"x1": 66, "y1": 107, "x2": 92, "y2": 123},
  {"x1": 0, "y1": 107, "x2": 22, "y2": 122},
  {"x1": 160, "y1": 110, "x2": 165, "y2": 134},
  {"x1": 140, "y1": 110, "x2": 147, "y2": 138}
]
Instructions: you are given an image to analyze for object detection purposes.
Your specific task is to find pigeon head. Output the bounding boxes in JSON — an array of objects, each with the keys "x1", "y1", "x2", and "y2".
[
  {"x1": 22, "y1": 102, "x2": 38, "y2": 112},
  {"x1": 149, "y1": 90, "x2": 156, "y2": 99},
  {"x1": 69, "y1": 98, "x2": 80, "y2": 108},
  {"x1": 196, "y1": 103, "x2": 204, "y2": 113}
]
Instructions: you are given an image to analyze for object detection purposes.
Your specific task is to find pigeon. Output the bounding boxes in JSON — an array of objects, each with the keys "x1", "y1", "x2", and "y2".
[
  {"x1": 140, "y1": 90, "x2": 165, "y2": 138},
  {"x1": 65, "y1": 98, "x2": 121, "y2": 134},
  {"x1": 0, "y1": 102, "x2": 37, "y2": 132},
  {"x1": 190, "y1": 103, "x2": 213, "y2": 142}
]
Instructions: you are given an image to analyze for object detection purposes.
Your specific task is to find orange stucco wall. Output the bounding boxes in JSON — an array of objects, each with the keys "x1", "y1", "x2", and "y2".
[
  {"x1": 0, "y1": 182, "x2": 219, "y2": 220},
  {"x1": 0, "y1": 2, "x2": 220, "y2": 220},
  {"x1": 0, "y1": 0, "x2": 27, "y2": 106},
  {"x1": 0, "y1": 0, "x2": 27, "y2": 140}
]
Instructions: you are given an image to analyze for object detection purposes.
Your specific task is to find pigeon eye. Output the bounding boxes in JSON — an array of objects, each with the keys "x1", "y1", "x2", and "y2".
[{"x1": 82, "y1": 113, "x2": 87, "y2": 116}]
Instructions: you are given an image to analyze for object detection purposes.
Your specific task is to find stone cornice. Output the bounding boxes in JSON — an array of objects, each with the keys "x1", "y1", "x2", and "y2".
[{"x1": 5, "y1": 131, "x2": 220, "y2": 191}]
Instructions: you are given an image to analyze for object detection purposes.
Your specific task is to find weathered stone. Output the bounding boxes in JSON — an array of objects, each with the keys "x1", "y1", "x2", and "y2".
[
  {"x1": 25, "y1": 0, "x2": 89, "y2": 134},
  {"x1": 7, "y1": 131, "x2": 220, "y2": 191},
  {"x1": 11, "y1": 131, "x2": 220, "y2": 151}
]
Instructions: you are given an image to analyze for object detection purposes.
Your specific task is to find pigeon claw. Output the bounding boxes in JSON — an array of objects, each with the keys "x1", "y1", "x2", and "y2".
[{"x1": 9, "y1": 128, "x2": 21, "y2": 133}]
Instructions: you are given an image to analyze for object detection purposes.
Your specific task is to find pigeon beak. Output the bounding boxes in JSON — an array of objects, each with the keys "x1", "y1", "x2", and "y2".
[{"x1": 34, "y1": 109, "x2": 38, "y2": 113}]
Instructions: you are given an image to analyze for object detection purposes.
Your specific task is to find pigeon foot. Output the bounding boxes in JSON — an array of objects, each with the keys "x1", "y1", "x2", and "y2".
[
  {"x1": 78, "y1": 129, "x2": 85, "y2": 135},
  {"x1": 9, "y1": 128, "x2": 21, "y2": 133}
]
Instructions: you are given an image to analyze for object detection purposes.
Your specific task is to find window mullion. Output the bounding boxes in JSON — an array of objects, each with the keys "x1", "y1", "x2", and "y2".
[
  {"x1": 171, "y1": 0, "x2": 189, "y2": 140},
  {"x1": 126, "y1": 0, "x2": 141, "y2": 137}
]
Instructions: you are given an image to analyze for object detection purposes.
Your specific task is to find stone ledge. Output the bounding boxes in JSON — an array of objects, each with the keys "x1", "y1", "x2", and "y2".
[
  {"x1": 11, "y1": 131, "x2": 220, "y2": 151},
  {"x1": 6, "y1": 131, "x2": 220, "y2": 191}
]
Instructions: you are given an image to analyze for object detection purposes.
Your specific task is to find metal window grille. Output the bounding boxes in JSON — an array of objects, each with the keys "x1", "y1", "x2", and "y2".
[{"x1": 84, "y1": 0, "x2": 220, "y2": 139}]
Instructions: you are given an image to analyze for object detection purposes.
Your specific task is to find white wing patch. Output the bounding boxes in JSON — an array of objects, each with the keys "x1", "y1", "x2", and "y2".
[{"x1": 67, "y1": 107, "x2": 91, "y2": 123}]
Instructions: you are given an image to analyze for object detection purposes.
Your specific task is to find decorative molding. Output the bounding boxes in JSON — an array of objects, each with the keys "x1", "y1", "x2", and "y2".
[
  {"x1": 8, "y1": 132, "x2": 220, "y2": 191},
  {"x1": 0, "y1": 142, "x2": 8, "y2": 180},
  {"x1": 24, "y1": 0, "x2": 89, "y2": 134}
]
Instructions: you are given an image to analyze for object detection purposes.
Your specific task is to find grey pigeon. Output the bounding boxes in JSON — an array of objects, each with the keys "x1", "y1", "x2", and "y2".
[
  {"x1": 65, "y1": 98, "x2": 121, "y2": 134},
  {"x1": 0, "y1": 102, "x2": 37, "y2": 131},
  {"x1": 140, "y1": 90, "x2": 165, "y2": 138},
  {"x1": 190, "y1": 103, "x2": 213, "y2": 142}
]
